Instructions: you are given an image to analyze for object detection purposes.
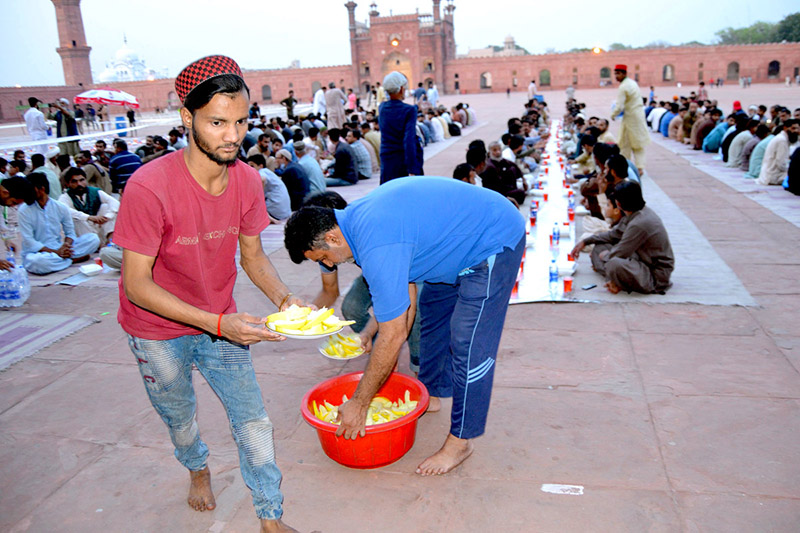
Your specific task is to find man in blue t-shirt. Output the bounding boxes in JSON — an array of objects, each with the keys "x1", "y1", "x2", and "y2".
[{"x1": 284, "y1": 177, "x2": 525, "y2": 476}]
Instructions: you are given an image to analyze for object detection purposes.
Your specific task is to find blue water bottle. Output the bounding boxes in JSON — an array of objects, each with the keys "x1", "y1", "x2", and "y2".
[
  {"x1": 548, "y1": 259, "x2": 559, "y2": 296},
  {"x1": 552, "y1": 222, "x2": 560, "y2": 247}
]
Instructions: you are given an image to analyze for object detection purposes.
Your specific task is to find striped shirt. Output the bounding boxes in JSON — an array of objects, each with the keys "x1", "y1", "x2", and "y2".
[
  {"x1": 109, "y1": 150, "x2": 142, "y2": 191},
  {"x1": 349, "y1": 140, "x2": 372, "y2": 179}
]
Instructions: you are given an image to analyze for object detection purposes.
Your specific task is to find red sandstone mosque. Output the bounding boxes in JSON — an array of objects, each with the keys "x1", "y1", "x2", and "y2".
[{"x1": 1, "y1": 0, "x2": 799, "y2": 120}]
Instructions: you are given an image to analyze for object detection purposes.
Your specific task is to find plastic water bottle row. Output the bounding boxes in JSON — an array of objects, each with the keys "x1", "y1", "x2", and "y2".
[{"x1": 0, "y1": 251, "x2": 30, "y2": 308}]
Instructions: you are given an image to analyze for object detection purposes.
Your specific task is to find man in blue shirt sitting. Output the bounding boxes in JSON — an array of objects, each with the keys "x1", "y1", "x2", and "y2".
[{"x1": 284, "y1": 177, "x2": 525, "y2": 476}]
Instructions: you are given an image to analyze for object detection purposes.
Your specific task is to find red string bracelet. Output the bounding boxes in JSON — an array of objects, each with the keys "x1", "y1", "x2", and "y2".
[{"x1": 217, "y1": 313, "x2": 223, "y2": 337}]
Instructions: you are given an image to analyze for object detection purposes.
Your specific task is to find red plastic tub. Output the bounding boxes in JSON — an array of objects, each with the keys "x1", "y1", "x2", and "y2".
[{"x1": 301, "y1": 372, "x2": 430, "y2": 469}]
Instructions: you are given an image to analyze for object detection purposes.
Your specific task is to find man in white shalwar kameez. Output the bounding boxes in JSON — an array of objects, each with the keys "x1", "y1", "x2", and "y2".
[
  {"x1": 757, "y1": 120, "x2": 799, "y2": 185},
  {"x1": 611, "y1": 65, "x2": 650, "y2": 175}
]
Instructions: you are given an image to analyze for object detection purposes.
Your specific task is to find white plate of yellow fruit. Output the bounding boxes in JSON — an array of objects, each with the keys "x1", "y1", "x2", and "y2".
[
  {"x1": 318, "y1": 332, "x2": 365, "y2": 360},
  {"x1": 265, "y1": 305, "x2": 355, "y2": 340}
]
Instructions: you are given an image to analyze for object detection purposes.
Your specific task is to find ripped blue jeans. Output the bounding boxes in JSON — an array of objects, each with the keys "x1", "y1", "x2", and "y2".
[{"x1": 127, "y1": 334, "x2": 283, "y2": 520}]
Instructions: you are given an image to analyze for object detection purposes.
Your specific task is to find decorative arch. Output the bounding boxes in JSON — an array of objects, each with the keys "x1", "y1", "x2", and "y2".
[
  {"x1": 480, "y1": 72, "x2": 492, "y2": 89},
  {"x1": 662, "y1": 64, "x2": 675, "y2": 82},
  {"x1": 261, "y1": 84, "x2": 272, "y2": 101},
  {"x1": 726, "y1": 61, "x2": 739, "y2": 81},
  {"x1": 599, "y1": 67, "x2": 611, "y2": 79},
  {"x1": 539, "y1": 69, "x2": 551, "y2": 87},
  {"x1": 423, "y1": 77, "x2": 434, "y2": 88},
  {"x1": 382, "y1": 51, "x2": 412, "y2": 88},
  {"x1": 768, "y1": 60, "x2": 780, "y2": 78}
]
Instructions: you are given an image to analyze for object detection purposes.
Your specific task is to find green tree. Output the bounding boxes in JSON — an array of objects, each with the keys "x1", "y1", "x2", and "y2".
[
  {"x1": 608, "y1": 42, "x2": 630, "y2": 50},
  {"x1": 715, "y1": 21, "x2": 777, "y2": 44},
  {"x1": 775, "y1": 12, "x2": 800, "y2": 42}
]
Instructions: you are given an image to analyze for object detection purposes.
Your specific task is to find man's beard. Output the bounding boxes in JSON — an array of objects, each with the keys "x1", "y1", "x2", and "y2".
[
  {"x1": 788, "y1": 131, "x2": 799, "y2": 144},
  {"x1": 71, "y1": 185, "x2": 87, "y2": 195},
  {"x1": 192, "y1": 127, "x2": 240, "y2": 166},
  {"x1": 489, "y1": 153, "x2": 503, "y2": 162}
]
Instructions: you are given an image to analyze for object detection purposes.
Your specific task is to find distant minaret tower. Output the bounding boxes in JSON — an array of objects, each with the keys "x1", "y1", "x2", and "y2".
[
  {"x1": 345, "y1": 2, "x2": 360, "y2": 90},
  {"x1": 51, "y1": 0, "x2": 93, "y2": 86}
]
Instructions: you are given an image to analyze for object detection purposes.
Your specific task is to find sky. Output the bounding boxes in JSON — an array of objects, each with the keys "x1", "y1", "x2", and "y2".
[{"x1": 1, "y1": 0, "x2": 797, "y2": 87}]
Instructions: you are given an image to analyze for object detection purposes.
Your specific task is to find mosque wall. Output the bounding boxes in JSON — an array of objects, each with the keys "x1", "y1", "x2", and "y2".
[
  {"x1": 443, "y1": 43, "x2": 800, "y2": 95},
  {"x1": 1, "y1": 40, "x2": 799, "y2": 123}
]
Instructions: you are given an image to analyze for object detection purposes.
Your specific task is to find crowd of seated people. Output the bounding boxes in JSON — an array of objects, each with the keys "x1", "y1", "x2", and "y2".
[
  {"x1": 558, "y1": 97, "x2": 673, "y2": 294},
  {"x1": 643, "y1": 91, "x2": 800, "y2": 195}
]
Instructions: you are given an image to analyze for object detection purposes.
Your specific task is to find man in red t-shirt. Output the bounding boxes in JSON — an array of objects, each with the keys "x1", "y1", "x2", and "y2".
[{"x1": 114, "y1": 56, "x2": 300, "y2": 533}]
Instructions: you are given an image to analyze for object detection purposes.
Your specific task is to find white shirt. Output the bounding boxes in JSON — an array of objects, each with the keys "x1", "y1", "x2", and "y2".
[
  {"x1": 312, "y1": 89, "x2": 327, "y2": 115},
  {"x1": 24, "y1": 107, "x2": 48, "y2": 139},
  {"x1": 502, "y1": 147, "x2": 516, "y2": 162},
  {"x1": 58, "y1": 189, "x2": 120, "y2": 222}
]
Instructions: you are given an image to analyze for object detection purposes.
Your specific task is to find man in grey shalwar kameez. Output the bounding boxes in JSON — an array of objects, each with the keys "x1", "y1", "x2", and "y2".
[{"x1": 571, "y1": 181, "x2": 674, "y2": 294}]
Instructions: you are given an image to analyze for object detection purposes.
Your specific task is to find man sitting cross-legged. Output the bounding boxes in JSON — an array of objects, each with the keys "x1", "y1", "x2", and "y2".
[
  {"x1": 59, "y1": 166, "x2": 120, "y2": 246},
  {"x1": 571, "y1": 180, "x2": 674, "y2": 295},
  {"x1": 18, "y1": 172, "x2": 100, "y2": 275}
]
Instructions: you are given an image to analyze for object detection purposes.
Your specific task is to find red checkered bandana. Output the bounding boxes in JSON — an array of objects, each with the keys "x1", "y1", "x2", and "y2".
[{"x1": 175, "y1": 55, "x2": 244, "y2": 103}]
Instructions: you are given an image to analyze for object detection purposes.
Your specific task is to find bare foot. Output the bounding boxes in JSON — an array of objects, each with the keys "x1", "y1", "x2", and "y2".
[
  {"x1": 187, "y1": 466, "x2": 216, "y2": 512},
  {"x1": 260, "y1": 518, "x2": 299, "y2": 532},
  {"x1": 605, "y1": 280, "x2": 621, "y2": 294},
  {"x1": 416, "y1": 434, "x2": 474, "y2": 476},
  {"x1": 426, "y1": 396, "x2": 441, "y2": 413}
]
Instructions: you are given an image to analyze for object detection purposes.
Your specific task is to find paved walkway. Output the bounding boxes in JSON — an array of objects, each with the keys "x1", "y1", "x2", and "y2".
[{"x1": 1, "y1": 86, "x2": 799, "y2": 533}]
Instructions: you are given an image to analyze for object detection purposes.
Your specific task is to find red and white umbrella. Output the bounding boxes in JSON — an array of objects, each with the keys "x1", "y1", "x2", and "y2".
[{"x1": 74, "y1": 87, "x2": 140, "y2": 108}]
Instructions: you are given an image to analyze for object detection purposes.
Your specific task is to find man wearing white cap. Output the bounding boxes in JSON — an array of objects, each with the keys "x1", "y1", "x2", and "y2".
[
  {"x1": 48, "y1": 98, "x2": 80, "y2": 156},
  {"x1": 378, "y1": 71, "x2": 424, "y2": 184},
  {"x1": 23, "y1": 97, "x2": 49, "y2": 155}
]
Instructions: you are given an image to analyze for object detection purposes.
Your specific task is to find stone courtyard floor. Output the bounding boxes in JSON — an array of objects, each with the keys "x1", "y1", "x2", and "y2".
[{"x1": 1, "y1": 84, "x2": 799, "y2": 532}]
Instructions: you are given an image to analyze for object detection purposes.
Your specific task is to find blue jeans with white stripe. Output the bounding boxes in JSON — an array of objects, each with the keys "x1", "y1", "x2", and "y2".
[
  {"x1": 127, "y1": 334, "x2": 284, "y2": 520},
  {"x1": 418, "y1": 236, "x2": 524, "y2": 440}
]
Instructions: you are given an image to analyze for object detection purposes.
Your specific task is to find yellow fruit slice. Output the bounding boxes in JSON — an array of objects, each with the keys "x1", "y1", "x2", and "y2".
[{"x1": 300, "y1": 308, "x2": 335, "y2": 331}]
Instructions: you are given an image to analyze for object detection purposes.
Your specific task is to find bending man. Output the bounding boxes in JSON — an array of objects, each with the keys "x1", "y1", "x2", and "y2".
[{"x1": 284, "y1": 177, "x2": 524, "y2": 476}]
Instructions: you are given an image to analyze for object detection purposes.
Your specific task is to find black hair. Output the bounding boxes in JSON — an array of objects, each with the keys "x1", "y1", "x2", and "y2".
[
  {"x1": 328, "y1": 129, "x2": 341, "y2": 142},
  {"x1": 349, "y1": 128, "x2": 362, "y2": 140},
  {"x1": 466, "y1": 146, "x2": 486, "y2": 167},
  {"x1": 468, "y1": 139, "x2": 486, "y2": 153},
  {"x1": 183, "y1": 74, "x2": 250, "y2": 114},
  {"x1": 168, "y1": 128, "x2": 180, "y2": 137},
  {"x1": 509, "y1": 134, "x2": 524, "y2": 151},
  {"x1": 607, "y1": 154, "x2": 629, "y2": 179},
  {"x1": 783, "y1": 119, "x2": 799, "y2": 129},
  {"x1": 582, "y1": 134, "x2": 597, "y2": 148},
  {"x1": 309, "y1": 127, "x2": 320, "y2": 137},
  {"x1": 592, "y1": 142, "x2": 619, "y2": 165},
  {"x1": 28, "y1": 172, "x2": 50, "y2": 195},
  {"x1": 247, "y1": 154, "x2": 266, "y2": 167},
  {"x1": 153, "y1": 135, "x2": 168, "y2": 148},
  {"x1": 613, "y1": 180, "x2": 645, "y2": 212},
  {"x1": 284, "y1": 207, "x2": 339, "y2": 264},
  {"x1": 303, "y1": 191, "x2": 347, "y2": 209},
  {"x1": 755, "y1": 124, "x2": 770, "y2": 138},
  {"x1": 56, "y1": 154, "x2": 71, "y2": 168},
  {"x1": 9, "y1": 160, "x2": 26, "y2": 172},
  {"x1": 670, "y1": 102, "x2": 679, "y2": 113},
  {"x1": 114, "y1": 139, "x2": 128, "y2": 151},
  {"x1": 80, "y1": 150, "x2": 92, "y2": 158},
  {"x1": 258, "y1": 133, "x2": 270, "y2": 142},
  {"x1": 1, "y1": 176, "x2": 35, "y2": 205},
  {"x1": 453, "y1": 163, "x2": 473, "y2": 181},
  {"x1": 0, "y1": 157, "x2": 6, "y2": 168},
  {"x1": 28, "y1": 97, "x2": 39, "y2": 107},
  {"x1": 30, "y1": 153, "x2": 45, "y2": 167},
  {"x1": 64, "y1": 166, "x2": 87, "y2": 182},
  {"x1": 292, "y1": 130, "x2": 305, "y2": 142},
  {"x1": 746, "y1": 118, "x2": 760, "y2": 130},
  {"x1": 710, "y1": 108, "x2": 722, "y2": 117}
]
